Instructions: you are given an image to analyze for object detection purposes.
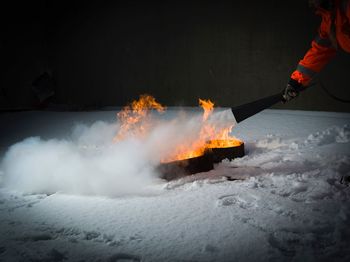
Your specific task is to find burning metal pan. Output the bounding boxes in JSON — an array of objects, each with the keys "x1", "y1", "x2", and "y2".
[
  {"x1": 206, "y1": 139, "x2": 245, "y2": 163},
  {"x1": 158, "y1": 153, "x2": 213, "y2": 181}
]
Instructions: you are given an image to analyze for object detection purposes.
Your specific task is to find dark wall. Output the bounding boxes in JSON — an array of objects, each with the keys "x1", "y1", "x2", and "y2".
[
  {"x1": 1, "y1": 1, "x2": 350, "y2": 111},
  {"x1": 0, "y1": 1, "x2": 48, "y2": 109}
]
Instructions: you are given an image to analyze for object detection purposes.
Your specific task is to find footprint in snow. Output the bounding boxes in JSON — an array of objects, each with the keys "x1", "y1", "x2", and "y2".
[
  {"x1": 17, "y1": 233, "x2": 53, "y2": 242},
  {"x1": 267, "y1": 233, "x2": 297, "y2": 257},
  {"x1": 203, "y1": 244, "x2": 219, "y2": 253},
  {"x1": 84, "y1": 231, "x2": 100, "y2": 240},
  {"x1": 0, "y1": 246, "x2": 6, "y2": 254},
  {"x1": 46, "y1": 249, "x2": 67, "y2": 262},
  {"x1": 217, "y1": 194, "x2": 258, "y2": 209},
  {"x1": 109, "y1": 253, "x2": 141, "y2": 262}
]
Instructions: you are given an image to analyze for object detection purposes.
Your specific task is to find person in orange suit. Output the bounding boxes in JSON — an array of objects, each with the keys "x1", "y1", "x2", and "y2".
[{"x1": 283, "y1": 0, "x2": 350, "y2": 102}]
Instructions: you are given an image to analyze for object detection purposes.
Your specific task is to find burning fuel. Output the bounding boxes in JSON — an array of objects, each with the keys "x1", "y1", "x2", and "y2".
[
  {"x1": 207, "y1": 139, "x2": 243, "y2": 148},
  {"x1": 114, "y1": 94, "x2": 243, "y2": 163}
]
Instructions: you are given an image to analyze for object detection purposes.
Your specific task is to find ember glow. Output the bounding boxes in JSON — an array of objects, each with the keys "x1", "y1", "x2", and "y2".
[
  {"x1": 207, "y1": 139, "x2": 243, "y2": 148},
  {"x1": 114, "y1": 95, "x2": 242, "y2": 163}
]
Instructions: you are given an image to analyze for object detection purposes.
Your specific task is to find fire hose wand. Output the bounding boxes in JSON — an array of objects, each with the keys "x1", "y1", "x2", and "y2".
[{"x1": 231, "y1": 86, "x2": 307, "y2": 124}]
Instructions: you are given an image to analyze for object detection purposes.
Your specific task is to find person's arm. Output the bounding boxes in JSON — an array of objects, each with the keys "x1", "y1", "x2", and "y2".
[
  {"x1": 284, "y1": 9, "x2": 337, "y2": 102},
  {"x1": 292, "y1": 9, "x2": 337, "y2": 86}
]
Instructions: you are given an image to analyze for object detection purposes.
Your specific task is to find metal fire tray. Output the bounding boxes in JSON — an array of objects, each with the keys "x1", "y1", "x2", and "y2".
[
  {"x1": 158, "y1": 153, "x2": 213, "y2": 181},
  {"x1": 207, "y1": 142, "x2": 245, "y2": 163}
]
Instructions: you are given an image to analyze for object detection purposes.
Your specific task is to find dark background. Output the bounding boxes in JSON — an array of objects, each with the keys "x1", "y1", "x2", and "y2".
[{"x1": 0, "y1": 0, "x2": 349, "y2": 111}]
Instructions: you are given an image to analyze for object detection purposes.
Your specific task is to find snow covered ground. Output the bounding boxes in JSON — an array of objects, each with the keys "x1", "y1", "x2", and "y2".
[{"x1": 0, "y1": 109, "x2": 349, "y2": 261}]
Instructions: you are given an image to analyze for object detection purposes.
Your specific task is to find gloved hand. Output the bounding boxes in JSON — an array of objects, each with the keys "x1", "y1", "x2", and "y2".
[{"x1": 282, "y1": 78, "x2": 303, "y2": 103}]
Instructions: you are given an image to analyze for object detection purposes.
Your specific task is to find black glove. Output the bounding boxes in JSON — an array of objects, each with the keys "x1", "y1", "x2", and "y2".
[{"x1": 282, "y1": 79, "x2": 304, "y2": 103}]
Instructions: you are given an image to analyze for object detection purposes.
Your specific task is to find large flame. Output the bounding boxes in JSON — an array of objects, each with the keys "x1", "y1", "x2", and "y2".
[
  {"x1": 114, "y1": 95, "x2": 242, "y2": 163},
  {"x1": 163, "y1": 99, "x2": 242, "y2": 162},
  {"x1": 113, "y1": 94, "x2": 165, "y2": 142}
]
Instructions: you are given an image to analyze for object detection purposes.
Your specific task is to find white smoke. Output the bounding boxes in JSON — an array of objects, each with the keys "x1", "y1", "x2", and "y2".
[{"x1": 0, "y1": 109, "x2": 235, "y2": 197}]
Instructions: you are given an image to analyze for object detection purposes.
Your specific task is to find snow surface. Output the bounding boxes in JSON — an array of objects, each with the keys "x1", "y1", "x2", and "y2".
[{"x1": 0, "y1": 109, "x2": 350, "y2": 261}]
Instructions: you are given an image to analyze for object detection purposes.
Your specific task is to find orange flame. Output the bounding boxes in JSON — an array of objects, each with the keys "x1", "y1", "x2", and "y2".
[
  {"x1": 207, "y1": 139, "x2": 243, "y2": 148},
  {"x1": 114, "y1": 94, "x2": 242, "y2": 163},
  {"x1": 199, "y1": 98, "x2": 214, "y2": 121},
  {"x1": 113, "y1": 94, "x2": 165, "y2": 142},
  {"x1": 163, "y1": 98, "x2": 242, "y2": 162}
]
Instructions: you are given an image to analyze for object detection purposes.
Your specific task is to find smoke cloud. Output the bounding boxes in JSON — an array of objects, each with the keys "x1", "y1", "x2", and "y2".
[{"x1": 0, "y1": 109, "x2": 235, "y2": 197}]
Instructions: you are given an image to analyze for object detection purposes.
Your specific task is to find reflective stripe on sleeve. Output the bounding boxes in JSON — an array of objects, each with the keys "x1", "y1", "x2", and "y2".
[
  {"x1": 314, "y1": 35, "x2": 333, "y2": 47},
  {"x1": 297, "y1": 64, "x2": 317, "y2": 78}
]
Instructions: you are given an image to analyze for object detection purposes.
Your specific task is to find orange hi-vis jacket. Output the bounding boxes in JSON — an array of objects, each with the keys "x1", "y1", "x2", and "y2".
[{"x1": 291, "y1": 0, "x2": 350, "y2": 86}]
